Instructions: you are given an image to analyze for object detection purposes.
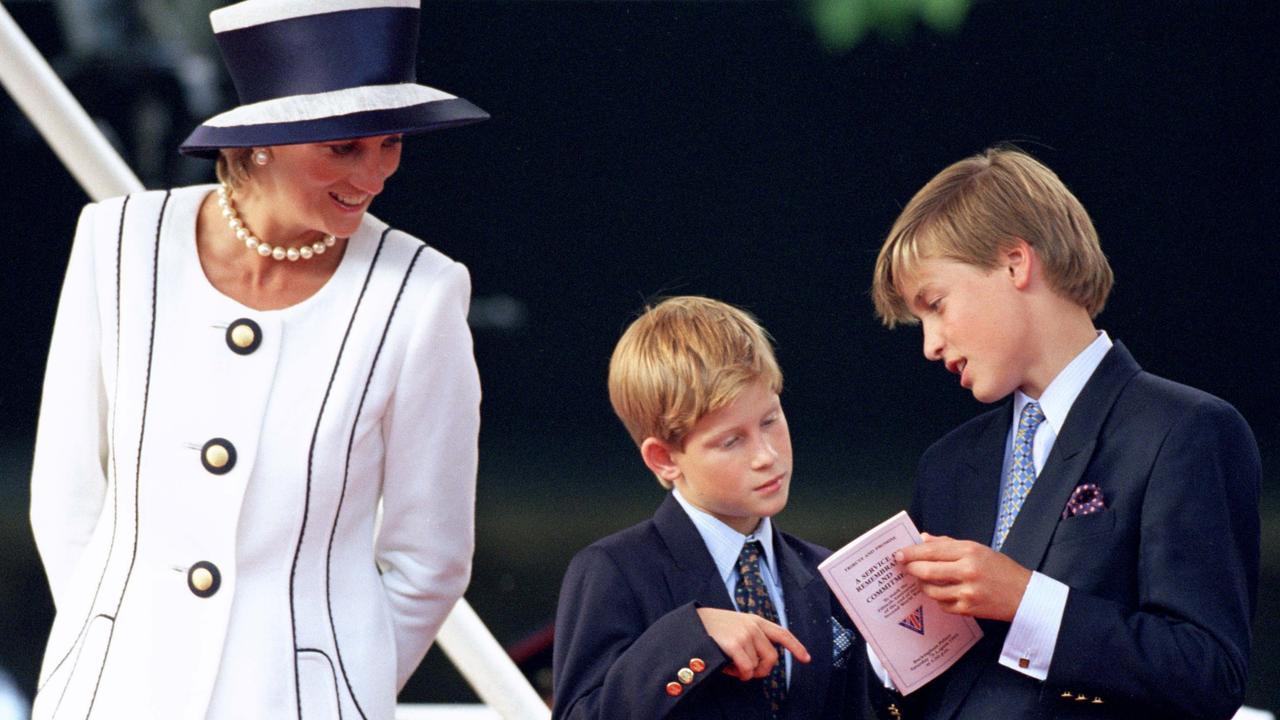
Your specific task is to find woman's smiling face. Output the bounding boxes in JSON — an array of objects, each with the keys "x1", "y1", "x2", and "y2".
[{"x1": 259, "y1": 134, "x2": 403, "y2": 239}]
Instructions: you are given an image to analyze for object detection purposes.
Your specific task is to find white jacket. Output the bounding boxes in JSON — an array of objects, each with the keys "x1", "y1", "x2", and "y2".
[{"x1": 30, "y1": 186, "x2": 480, "y2": 719}]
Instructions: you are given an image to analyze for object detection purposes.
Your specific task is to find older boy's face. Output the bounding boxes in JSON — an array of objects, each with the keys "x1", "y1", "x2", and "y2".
[
  {"x1": 668, "y1": 380, "x2": 792, "y2": 535},
  {"x1": 899, "y1": 255, "x2": 1034, "y2": 404}
]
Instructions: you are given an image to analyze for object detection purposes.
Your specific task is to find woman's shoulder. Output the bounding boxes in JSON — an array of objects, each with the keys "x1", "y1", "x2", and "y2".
[
  {"x1": 359, "y1": 213, "x2": 469, "y2": 285},
  {"x1": 80, "y1": 185, "x2": 211, "y2": 225}
]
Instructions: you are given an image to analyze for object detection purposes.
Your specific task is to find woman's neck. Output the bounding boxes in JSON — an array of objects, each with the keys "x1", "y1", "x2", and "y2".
[{"x1": 197, "y1": 188, "x2": 348, "y2": 311}]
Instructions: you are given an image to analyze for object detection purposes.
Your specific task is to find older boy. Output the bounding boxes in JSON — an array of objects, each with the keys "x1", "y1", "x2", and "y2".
[
  {"x1": 869, "y1": 147, "x2": 1260, "y2": 719},
  {"x1": 552, "y1": 296, "x2": 871, "y2": 719}
]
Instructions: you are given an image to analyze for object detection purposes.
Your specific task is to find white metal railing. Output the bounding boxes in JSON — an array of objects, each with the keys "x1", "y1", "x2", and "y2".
[{"x1": 0, "y1": 5, "x2": 548, "y2": 718}]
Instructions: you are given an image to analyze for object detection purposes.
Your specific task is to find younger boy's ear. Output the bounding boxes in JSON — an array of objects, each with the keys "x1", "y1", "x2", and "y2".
[
  {"x1": 640, "y1": 437, "x2": 683, "y2": 484},
  {"x1": 1004, "y1": 237, "x2": 1036, "y2": 290}
]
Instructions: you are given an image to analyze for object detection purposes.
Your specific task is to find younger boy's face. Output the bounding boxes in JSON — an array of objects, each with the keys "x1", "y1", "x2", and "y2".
[
  {"x1": 665, "y1": 380, "x2": 792, "y2": 535},
  {"x1": 898, "y1": 254, "x2": 1034, "y2": 404}
]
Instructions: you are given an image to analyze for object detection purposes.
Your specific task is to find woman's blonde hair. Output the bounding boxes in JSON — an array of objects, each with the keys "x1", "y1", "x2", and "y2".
[
  {"x1": 608, "y1": 296, "x2": 782, "y2": 488},
  {"x1": 215, "y1": 147, "x2": 256, "y2": 188},
  {"x1": 871, "y1": 146, "x2": 1113, "y2": 327}
]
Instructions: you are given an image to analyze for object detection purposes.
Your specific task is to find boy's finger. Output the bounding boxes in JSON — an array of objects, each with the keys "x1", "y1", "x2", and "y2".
[
  {"x1": 895, "y1": 539, "x2": 962, "y2": 563},
  {"x1": 760, "y1": 622, "x2": 810, "y2": 663},
  {"x1": 727, "y1": 645, "x2": 759, "y2": 681},
  {"x1": 751, "y1": 635, "x2": 780, "y2": 678},
  {"x1": 901, "y1": 559, "x2": 962, "y2": 584}
]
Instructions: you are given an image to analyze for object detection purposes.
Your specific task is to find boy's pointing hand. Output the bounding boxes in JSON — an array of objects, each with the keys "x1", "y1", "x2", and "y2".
[
  {"x1": 894, "y1": 534, "x2": 1032, "y2": 622},
  {"x1": 697, "y1": 607, "x2": 811, "y2": 681}
]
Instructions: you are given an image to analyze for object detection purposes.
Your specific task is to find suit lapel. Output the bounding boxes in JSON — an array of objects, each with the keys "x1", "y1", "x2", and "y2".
[
  {"x1": 1000, "y1": 342, "x2": 1141, "y2": 570},
  {"x1": 930, "y1": 406, "x2": 1013, "y2": 720},
  {"x1": 773, "y1": 529, "x2": 830, "y2": 720},
  {"x1": 653, "y1": 493, "x2": 737, "y2": 612},
  {"x1": 955, "y1": 406, "x2": 1011, "y2": 544},
  {"x1": 653, "y1": 494, "x2": 761, "y2": 717}
]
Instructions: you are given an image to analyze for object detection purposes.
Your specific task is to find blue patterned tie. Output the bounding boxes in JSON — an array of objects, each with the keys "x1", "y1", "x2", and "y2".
[
  {"x1": 993, "y1": 401, "x2": 1046, "y2": 550},
  {"x1": 734, "y1": 540, "x2": 785, "y2": 718}
]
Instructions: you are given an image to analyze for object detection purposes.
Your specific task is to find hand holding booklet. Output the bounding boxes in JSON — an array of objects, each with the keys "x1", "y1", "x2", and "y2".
[{"x1": 818, "y1": 511, "x2": 982, "y2": 695}]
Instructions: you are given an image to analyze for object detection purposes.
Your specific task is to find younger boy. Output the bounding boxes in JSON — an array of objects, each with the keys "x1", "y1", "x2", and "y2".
[
  {"x1": 552, "y1": 296, "x2": 870, "y2": 719},
  {"x1": 869, "y1": 147, "x2": 1260, "y2": 719}
]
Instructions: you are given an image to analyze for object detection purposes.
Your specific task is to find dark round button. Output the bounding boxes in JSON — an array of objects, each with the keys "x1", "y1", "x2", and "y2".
[
  {"x1": 225, "y1": 318, "x2": 262, "y2": 355},
  {"x1": 187, "y1": 561, "x2": 221, "y2": 598},
  {"x1": 201, "y1": 438, "x2": 236, "y2": 475}
]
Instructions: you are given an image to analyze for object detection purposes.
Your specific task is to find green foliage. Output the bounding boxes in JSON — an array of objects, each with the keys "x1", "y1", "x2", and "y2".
[{"x1": 806, "y1": 0, "x2": 972, "y2": 52}]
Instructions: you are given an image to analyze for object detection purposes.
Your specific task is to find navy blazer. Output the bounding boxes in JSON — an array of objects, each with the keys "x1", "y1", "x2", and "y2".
[
  {"x1": 552, "y1": 493, "x2": 873, "y2": 719},
  {"x1": 895, "y1": 342, "x2": 1260, "y2": 720}
]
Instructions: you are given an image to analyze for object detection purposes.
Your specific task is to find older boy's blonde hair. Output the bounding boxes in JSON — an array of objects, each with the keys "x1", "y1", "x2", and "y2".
[
  {"x1": 871, "y1": 147, "x2": 1113, "y2": 327},
  {"x1": 608, "y1": 296, "x2": 782, "y2": 488}
]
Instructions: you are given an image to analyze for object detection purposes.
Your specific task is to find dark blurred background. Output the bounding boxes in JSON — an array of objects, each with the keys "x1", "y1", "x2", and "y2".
[{"x1": 1, "y1": 0, "x2": 1276, "y2": 712}]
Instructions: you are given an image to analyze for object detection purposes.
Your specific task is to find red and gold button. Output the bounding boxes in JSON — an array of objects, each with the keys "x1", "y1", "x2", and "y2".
[
  {"x1": 665, "y1": 681, "x2": 682, "y2": 697},
  {"x1": 689, "y1": 658, "x2": 706, "y2": 673}
]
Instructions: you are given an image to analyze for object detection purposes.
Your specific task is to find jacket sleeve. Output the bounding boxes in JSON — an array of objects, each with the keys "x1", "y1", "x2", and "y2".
[
  {"x1": 1047, "y1": 399, "x2": 1260, "y2": 720},
  {"x1": 374, "y1": 258, "x2": 480, "y2": 690},
  {"x1": 552, "y1": 545, "x2": 727, "y2": 719},
  {"x1": 30, "y1": 202, "x2": 111, "y2": 608}
]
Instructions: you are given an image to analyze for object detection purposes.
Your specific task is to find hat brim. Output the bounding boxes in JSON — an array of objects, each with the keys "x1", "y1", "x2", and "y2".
[{"x1": 179, "y1": 96, "x2": 488, "y2": 159}]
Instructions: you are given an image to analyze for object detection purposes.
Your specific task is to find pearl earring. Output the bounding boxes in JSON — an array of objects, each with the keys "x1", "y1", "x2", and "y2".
[{"x1": 253, "y1": 150, "x2": 270, "y2": 166}]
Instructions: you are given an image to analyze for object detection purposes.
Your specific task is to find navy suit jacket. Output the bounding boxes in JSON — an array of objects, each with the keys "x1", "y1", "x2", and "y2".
[
  {"x1": 896, "y1": 342, "x2": 1260, "y2": 720},
  {"x1": 552, "y1": 493, "x2": 873, "y2": 719}
]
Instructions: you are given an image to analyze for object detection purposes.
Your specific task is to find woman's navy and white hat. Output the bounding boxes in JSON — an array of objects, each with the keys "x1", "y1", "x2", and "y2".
[{"x1": 179, "y1": 0, "x2": 488, "y2": 158}]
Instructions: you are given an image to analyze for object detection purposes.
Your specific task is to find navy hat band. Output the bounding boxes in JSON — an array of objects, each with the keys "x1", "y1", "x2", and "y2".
[
  {"x1": 216, "y1": 7, "x2": 420, "y2": 104},
  {"x1": 180, "y1": 98, "x2": 488, "y2": 158}
]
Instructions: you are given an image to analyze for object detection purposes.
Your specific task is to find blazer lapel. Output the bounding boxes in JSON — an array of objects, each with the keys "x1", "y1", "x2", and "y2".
[
  {"x1": 1000, "y1": 342, "x2": 1142, "y2": 571},
  {"x1": 653, "y1": 494, "x2": 761, "y2": 717},
  {"x1": 929, "y1": 406, "x2": 1017, "y2": 720},
  {"x1": 773, "y1": 531, "x2": 830, "y2": 720},
  {"x1": 653, "y1": 493, "x2": 737, "y2": 612},
  {"x1": 954, "y1": 406, "x2": 1012, "y2": 544}
]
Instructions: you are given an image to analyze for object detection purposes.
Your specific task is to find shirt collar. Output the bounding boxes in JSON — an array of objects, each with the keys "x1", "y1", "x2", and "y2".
[
  {"x1": 1013, "y1": 330, "x2": 1113, "y2": 434},
  {"x1": 672, "y1": 488, "x2": 777, "y2": 587}
]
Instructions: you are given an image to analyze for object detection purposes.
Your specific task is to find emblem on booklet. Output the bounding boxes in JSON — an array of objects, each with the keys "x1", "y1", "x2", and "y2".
[{"x1": 897, "y1": 606, "x2": 925, "y2": 635}]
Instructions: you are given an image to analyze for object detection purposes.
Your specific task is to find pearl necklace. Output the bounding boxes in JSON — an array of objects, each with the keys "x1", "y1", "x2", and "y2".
[{"x1": 216, "y1": 183, "x2": 336, "y2": 262}]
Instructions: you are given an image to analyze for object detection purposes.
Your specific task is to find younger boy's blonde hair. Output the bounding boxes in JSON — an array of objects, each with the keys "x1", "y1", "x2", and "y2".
[
  {"x1": 871, "y1": 146, "x2": 1113, "y2": 327},
  {"x1": 608, "y1": 296, "x2": 782, "y2": 488}
]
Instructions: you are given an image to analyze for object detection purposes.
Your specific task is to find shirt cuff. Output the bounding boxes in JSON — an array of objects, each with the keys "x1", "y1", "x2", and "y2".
[
  {"x1": 999, "y1": 571, "x2": 1068, "y2": 680},
  {"x1": 866, "y1": 644, "x2": 897, "y2": 691}
]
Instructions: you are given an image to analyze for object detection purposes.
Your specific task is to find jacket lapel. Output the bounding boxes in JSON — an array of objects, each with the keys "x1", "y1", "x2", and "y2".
[
  {"x1": 929, "y1": 407, "x2": 1018, "y2": 720},
  {"x1": 773, "y1": 530, "x2": 831, "y2": 720},
  {"x1": 653, "y1": 493, "x2": 737, "y2": 612},
  {"x1": 955, "y1": 406, "x2": 1011, "y2": 544},
  {"x1": 653, "y1": 494, "x2": 761, "y2": 717},
  {"x1": 1000, "y1": 342, "x2": 1141, "y2": 570}
]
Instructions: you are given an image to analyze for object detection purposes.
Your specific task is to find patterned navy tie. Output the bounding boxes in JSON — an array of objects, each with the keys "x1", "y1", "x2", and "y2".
[
  {"x1": 993, "y1": 401, "x2": 1047, "y2": 550},
  {"x1": 735, "y1": 540, "x2": 785, "y2": 718}
]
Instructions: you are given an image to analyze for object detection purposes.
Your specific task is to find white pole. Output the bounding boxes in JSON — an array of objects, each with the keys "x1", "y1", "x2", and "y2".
[
  {"x1": 0, "y1": 5, "x2": 548, "y2": 718},
  {"x1": 0, "y1": 4, "x2": 142, "y2": 200},
  {"x1": 436, "y1": 602, "x2": 550, "y2": 719}
]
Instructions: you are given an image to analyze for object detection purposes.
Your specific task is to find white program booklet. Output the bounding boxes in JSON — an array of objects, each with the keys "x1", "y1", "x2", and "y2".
[{"x1": 818, "y1": 511, "x2": 983, "y2": 695}]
